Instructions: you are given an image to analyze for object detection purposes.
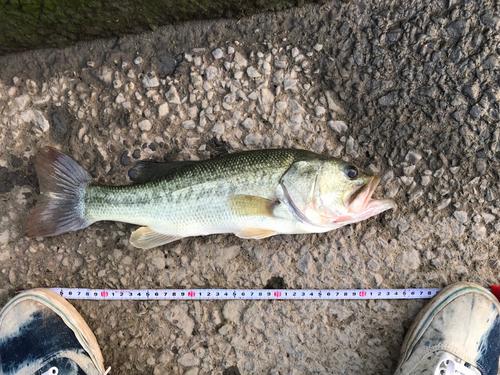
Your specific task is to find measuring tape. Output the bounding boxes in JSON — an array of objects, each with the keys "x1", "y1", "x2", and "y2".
[{"x1": 51, "y1": 287, "x2": 446, "y2": 301}]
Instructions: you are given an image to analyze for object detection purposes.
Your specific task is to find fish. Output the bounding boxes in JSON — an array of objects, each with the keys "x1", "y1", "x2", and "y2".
[{"x1": 26, "y1": 147, "x2": 396, "y2": 249}]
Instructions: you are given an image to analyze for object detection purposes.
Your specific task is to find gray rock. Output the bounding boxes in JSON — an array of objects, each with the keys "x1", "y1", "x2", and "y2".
[
  {"x1": 182, "y1": 120, "x2": 196, "y2": 130},
  {"x1": 272, "y1": 70, "x2": 284, "y2": 84},
  {"x1": 259, "y1": 88, "x2": 274, "y2": 108},
  {"x1": 284, "y1": 79, "x2": 297, "y2": 90},
  {"x1": 476, "y1": 159, "x2": 487, "y2": 175},
  {"x1": 247, "y1": 66, "x2": 261, "y2": 78},
  {"x1": 471, "y1": 225, "x2": 487, "y2": 240},
  {"x1": 244, "y1": 133, "x2": 262, "y2": 146},
  {"x1": 212, "y1": 48, "x2": 223, "y2": 59},
  {"x1": 436, "y1": 198, "x2": 451, "y2": 210},
  {"x1": 233, "y1": 52, "x2": 248, "y2": 67},
  {"x1": 158, "y1": 103, "x2": 169, "y2": 118},
  {"x1": 483, "y1": 55, "x2": 498, "y2": 68},
  {"x1": 275, "y1": 101, "x2": 287, "y2": 110},
  {"x1": 120, "y1": 151, "x2": 130, "y2": 166},
  {"x1": 463, "y1": 84, "x2": 480, "y2": 101},
  {"x1": 211, "y1": 123, "x2": 225, "y2": 134},
  {"x1": 420, "y1": 175, "x2": 431, "y2": 186},
  {"x1": 470, "y1": 106, "x2": 481, "y2": 119},
  {"x1": 115, "y1": 93, "x2": 126, "y2": 104},
  {"x1": 274, "y1": 58, "x2": 287, "y2": 69},
  {"x1": 378, "y1": 91, "x2": 399, "y2": 106},
  {"x1": 314, "y1": 106, "x2": 326, "y2": 116},
  {"x1": 481, "y1": 212, "x2": 495, "y2": 224},
  {"x1": 289, "y1": 99, "x2": 305, "y2": 113},
  {"x1": 409, "y1": 189, "x2": 423, "y2": 202},
  {"x1": 178, "y1": 353, "x2": 200, "y2": 367},
  {"x1": 138, "y1": 119, "x2": 152, "y2": 132},
  {"x1": 241, "y1": 118, "x2": 255, "y2": 130},
  {"x1": 324, "y1": 91, "x2": 346, "y2": 115},
  {"x1": 405, "y1": 151, "x2": 422, "y2": 164},
  {"x1": 481, "y1": 14, "x2": 499, "y2": 29},
  {"x1": 447, "y1": 20, "x2": 468, "y2": 38},
  {"x1": 166, "y1": 86, "x2": 181, "y2": 104},
  {"x1": 453, "y1": 211, "x2": 468, "y2": 223},
  {"x1": 328, "y1": 120, "x2": 348, "y2": 133},
  {"x1": 205, "y1": 66, "x2": 219, "y2": 81},
  {"x1": 15, "y1": 94, "x2": 30, "y2": 111},
  {"x1": 142, "y1": 72, "x2": 159, "y2": 88}
]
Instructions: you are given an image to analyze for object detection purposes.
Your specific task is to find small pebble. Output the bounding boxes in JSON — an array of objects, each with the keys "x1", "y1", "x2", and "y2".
[
  {"x1": 246, "y1": 66, "x2": 261, "y2": 78},
  {"x1": 212, "y1": 48, "x2": 223, "y2": 59},
  {"x1": 453, "y1": 211, "x2": 468, "y2": 223},
  {"x1": 120, "y1": 151, "x2": 131, "y2": 166},
  {"x1": 138, "y1": 119, "x2": 152, "y2": 132}
]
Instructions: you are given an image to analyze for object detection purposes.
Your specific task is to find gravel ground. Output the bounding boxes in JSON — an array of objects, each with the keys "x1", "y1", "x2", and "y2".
[{"x1": 1, "y1": 0, "x2": 500, "y2": 374}]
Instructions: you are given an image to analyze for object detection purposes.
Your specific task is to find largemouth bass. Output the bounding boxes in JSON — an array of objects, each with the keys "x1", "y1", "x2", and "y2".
[{"x1": 26, "y1": 147, "x2": 395, "y2": 249}]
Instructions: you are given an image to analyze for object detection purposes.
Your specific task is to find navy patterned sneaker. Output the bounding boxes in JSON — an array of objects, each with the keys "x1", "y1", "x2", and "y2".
[
  {"x1": 0, "y1": 289, "x2": 109, "y2": 375},
  {"x1": 394, "y1": 282, "x2": 500, "y2": 375}
]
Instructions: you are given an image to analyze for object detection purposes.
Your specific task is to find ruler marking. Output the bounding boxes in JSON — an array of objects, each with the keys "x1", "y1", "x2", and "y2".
[{"x1": 50, "y1": 288, "x2": 442, "y2": 301}]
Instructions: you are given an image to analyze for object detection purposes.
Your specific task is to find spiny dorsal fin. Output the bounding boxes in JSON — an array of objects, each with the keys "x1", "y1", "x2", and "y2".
[
  {"x1": 129, "y1": 226, "x2": 183, "y2": 249},
  {"x1": 227, "y1": 195, "x2": 279, "y2": 217},
  {"x1": 235, "y1": 228, "x2": 277, "y2": 239},
  {"x1": 128, "y1": 160, "x2": 197, "y2": 184}
]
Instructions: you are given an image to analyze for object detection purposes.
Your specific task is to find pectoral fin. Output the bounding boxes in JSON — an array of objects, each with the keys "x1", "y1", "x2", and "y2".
[
  {"x1": 129, "y1": 227, "x2": 183, "y2": 249},
  {"x1": 235, "y1": 228, "x2": 277, "y2": 239},
  {"x1": 227, "y1": 195, "x2": 279, "y2": 217}
]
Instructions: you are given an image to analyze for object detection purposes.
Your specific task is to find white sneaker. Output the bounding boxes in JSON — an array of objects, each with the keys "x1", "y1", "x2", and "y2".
[
  {"x1": 0, "y1": 289, "x2": 108, "y2": 375},
  {"x1": 394, "y1": 282, "x2": 500, "y2": 375}
]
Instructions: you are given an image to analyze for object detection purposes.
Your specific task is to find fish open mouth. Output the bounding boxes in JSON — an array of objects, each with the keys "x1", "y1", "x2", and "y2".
[
  {"x1": 345, "y1": 176, "x2": 382, "y2": 214},
  {"x1": 336, "y1": 176, "x2": 396, "y2": 225}
]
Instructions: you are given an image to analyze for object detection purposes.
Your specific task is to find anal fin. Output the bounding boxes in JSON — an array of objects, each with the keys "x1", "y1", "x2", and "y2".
[
  {"x1": 227, "y1": 195, "x2": 278, "y2": 217},
  {"x1": 235, "y1": 228, "x2": 277, "y2": 239},
  {"x1": 129, "y1": 227, "x2": 182, "y2": 249}
]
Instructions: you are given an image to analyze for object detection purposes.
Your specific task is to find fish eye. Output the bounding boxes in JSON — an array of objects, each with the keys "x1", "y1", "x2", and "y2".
[{"x1": 345, "y1": 166, "x2": 358, "y2": 180}]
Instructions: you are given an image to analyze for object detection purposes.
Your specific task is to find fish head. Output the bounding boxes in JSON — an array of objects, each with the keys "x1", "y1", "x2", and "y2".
[{"x1": 279, "y1": 158, "x2": 396, "y2": 228}]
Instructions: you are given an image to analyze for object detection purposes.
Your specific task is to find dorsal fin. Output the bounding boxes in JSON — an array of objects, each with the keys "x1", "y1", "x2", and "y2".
[{"x1": 128, "y1": 160, "x2": 197, "y2": 183}]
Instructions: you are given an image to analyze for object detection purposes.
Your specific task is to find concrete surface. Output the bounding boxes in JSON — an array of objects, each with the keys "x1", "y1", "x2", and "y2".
[{"x1": 0, "y1": 0, "x2": 500, "y2": 373}]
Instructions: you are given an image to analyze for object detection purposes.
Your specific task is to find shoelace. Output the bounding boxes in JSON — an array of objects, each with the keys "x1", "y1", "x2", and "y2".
[
  {"x1": 434, "y1": 354, "x2": 476, "y2": 375},
  {"x1": 103, "y1": 367, "x2": 111, "y2": 374}
]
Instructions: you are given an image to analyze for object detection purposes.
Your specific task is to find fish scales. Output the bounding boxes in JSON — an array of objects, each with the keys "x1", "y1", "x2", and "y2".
[{"x1": 84, "y1": 149, "x2": 302, "y2": 233}]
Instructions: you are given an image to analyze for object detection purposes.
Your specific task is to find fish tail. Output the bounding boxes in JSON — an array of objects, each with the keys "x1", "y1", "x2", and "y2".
[{"x1": 26, "y1": 147, "x2": 94, "y2": 237}]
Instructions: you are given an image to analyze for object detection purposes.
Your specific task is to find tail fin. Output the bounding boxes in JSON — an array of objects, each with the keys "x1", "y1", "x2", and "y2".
[{"x1": 26, "y1": 147, "x2": 94, "y2": 238}]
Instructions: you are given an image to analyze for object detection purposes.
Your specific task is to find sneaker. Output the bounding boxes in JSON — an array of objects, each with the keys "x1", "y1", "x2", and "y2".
[
  {"x1": 394, "y1": 282, "x2": 500, "y2": 375},
  {"x1": 0, "y1": 289, "x2": 109, "y2": 375}
]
